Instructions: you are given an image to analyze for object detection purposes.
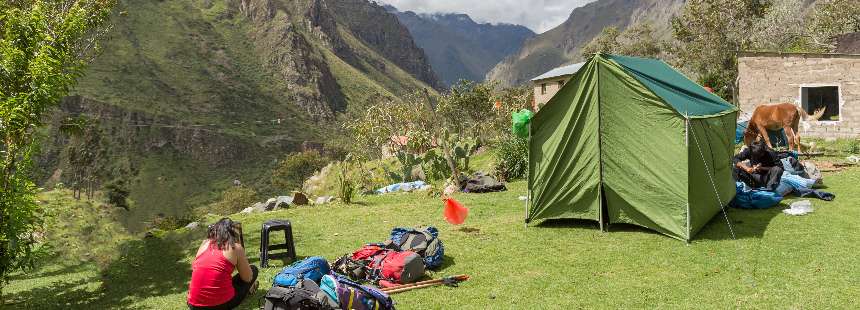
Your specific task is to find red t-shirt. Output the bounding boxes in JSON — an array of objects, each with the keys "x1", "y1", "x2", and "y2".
[{"x1": 188, "y1": 242, "x2": 235, "y2": 307}]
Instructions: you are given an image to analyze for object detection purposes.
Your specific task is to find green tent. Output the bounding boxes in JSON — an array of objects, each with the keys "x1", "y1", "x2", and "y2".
[{"x1": 526, "y1": 54, "x2": 738, "y2": 241}]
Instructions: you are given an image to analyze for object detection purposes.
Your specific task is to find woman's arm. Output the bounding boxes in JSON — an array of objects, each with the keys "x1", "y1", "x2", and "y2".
[{"x1": 233, "y1": 243, "x2": 254, "y2": 283}]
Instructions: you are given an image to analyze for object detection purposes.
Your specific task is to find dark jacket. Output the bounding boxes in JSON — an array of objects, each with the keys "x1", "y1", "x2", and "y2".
[{"x1": 732, "y1": 147, "x2": 779, "y2": 167}]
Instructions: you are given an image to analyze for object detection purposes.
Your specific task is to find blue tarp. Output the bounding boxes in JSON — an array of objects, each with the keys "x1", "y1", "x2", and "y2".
[
  {"x1": 731, "y1": 182, "x2": 783, "y2": 209},
  {"x1": 375, "y1": 181, "x2": 429, "y2": 194},
  {"x1": 735, "y1": 121, "x2": 789, "y2": 147}
]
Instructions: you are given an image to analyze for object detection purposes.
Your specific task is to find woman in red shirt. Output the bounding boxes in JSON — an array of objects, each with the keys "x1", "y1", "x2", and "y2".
[{"x1": 188, "y1": 218, "x2": 259, "y2": 309}]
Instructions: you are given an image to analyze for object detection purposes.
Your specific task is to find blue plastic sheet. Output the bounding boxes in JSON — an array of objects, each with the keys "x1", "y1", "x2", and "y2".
[
  {"x1": 731, "y1": 182, "x2": 783, "y2": 209},
  {"x1": 375, "y1": 181, "x2": 429, "y2": 194},
  {"x1": 735, "y1": 121, "x2": 789, "y2": 147}
]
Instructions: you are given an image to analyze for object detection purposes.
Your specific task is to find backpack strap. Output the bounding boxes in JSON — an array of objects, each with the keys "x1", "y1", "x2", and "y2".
[
  {"x1": 401, "y1": 234, "x2": 418, "y2": 249},
  {"x1": 347, "y1": 287, "x2": 356, "y2": 310},
  {"x1": 368, "y1": 251, "x2": 388, "y2": 282}
]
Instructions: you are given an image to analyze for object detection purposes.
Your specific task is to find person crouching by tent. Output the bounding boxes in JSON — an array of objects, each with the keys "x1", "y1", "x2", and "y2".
[
  {"x1": 188, "y1": 218, "x2": 259, "y2": 309},
  {"x1": 733, "y1": 140, "x2": 784, "y2": 191}
]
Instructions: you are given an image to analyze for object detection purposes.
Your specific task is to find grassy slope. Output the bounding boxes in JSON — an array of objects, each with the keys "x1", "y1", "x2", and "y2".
[
  {"x1": 7, "y1": 167, "x2": 860, "y2": 309},
  {"x1": 327, "y1": 24, "x2": 436, "y2": 107},
  {"x1": 42, "y1": 0, "x2": 443, "y2": 229}
]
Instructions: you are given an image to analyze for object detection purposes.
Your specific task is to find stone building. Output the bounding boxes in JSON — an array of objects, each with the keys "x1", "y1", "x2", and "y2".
[
  {"x1": 737, "y1": 52, "x2": 860, "y2": 138},
  {"x1": 532, "y1": 62, "x2": 585, "y2": 108}
]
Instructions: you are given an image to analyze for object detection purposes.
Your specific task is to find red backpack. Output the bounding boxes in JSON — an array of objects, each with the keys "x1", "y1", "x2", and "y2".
[{"x1": 334, "y1": 244, "x2": 425, "y2": 284}]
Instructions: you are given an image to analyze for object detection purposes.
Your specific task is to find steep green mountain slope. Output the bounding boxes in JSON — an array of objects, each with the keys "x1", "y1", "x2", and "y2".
[
  {"x1": 486, "y1": 0, "x2": 684, "y2": 86},
  {"x1": 387, "y1": 6, "x2": 535, "y2": 86},
  {"x1": 36, "y1": 0, "x2": 440, "y2": 231}
]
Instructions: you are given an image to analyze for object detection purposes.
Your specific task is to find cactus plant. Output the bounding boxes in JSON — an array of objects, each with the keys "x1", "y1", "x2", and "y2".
[
  {"x1": 421, "y1": 149, "x2": 450, "y2": 181},
  {"x1": 392, "y1": 150, "x2": 422, "y2": 183}
]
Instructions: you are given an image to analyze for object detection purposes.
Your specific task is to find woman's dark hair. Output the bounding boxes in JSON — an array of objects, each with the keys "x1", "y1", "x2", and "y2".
[{"x1": 208, "y1": 218, "x2": 239, "y2": 250}]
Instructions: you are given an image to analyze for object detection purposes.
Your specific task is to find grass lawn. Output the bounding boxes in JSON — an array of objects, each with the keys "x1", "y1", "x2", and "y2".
[{"x1": 5, "y1": 168, "x2": 860, "y2": 309}]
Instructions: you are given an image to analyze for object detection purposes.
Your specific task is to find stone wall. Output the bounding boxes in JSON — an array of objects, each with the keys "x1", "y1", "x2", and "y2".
[
  {"x1": 738, "y1": 53, "x2": 860, "y2": 138},
  {"x1": 533, "y1": 76, "x2": 572, "y2": 108}
]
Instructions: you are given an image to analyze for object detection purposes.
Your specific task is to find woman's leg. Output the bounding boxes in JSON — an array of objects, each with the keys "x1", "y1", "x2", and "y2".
[{"x1": 219, "y1": 265, "x2": 260, "y2": 309}]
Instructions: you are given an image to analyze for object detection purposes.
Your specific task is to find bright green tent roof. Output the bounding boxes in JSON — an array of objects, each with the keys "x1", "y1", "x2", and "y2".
[{"x1": 606, "y1": 54, "x2": 737, "y2": 118}]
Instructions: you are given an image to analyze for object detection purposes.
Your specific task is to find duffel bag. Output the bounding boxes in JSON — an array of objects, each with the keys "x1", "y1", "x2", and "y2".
[{"x1": 273, "y1": 256, "x2": 330, "y2": 287}]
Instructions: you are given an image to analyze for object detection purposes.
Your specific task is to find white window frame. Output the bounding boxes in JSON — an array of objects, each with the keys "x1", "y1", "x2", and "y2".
[{"x1": 797, "y1": 83, "x2": 842, "y2": 124}]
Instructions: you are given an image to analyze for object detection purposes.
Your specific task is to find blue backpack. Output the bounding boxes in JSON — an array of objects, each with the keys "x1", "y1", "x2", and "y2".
[
  {"x1": 273, "y1": 256, "x2": 330, "y2": 287},
  {"x1": 388, "y1": 227, "x2": 444, "y2": 269},
  {"x1": 731, "y1": 182, "x2": 783, "y2": 209}
]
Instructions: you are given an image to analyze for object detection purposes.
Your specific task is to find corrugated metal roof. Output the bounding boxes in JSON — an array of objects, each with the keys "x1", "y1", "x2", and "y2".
[{"x1": 531, "y1": 62, "x2": 586, "y2": 82}]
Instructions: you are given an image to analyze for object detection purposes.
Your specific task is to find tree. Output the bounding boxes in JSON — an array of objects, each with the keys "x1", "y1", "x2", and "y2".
[
  {"x1": 0, "y1": 0, "x2": 115, "y2": 295},
  {"x1": 488, "y1": 84, "x2": 534, "y2": 137},
  {"x1": 436, "y1": 80, "x2": 497, "y2": 142},
  {"x1": 617, "y1": 23, "x2": 663, "y2": 58},
  {"x1": 581, "y1": 23, "x2": 663, "y2": 59},
  {"x1": 806, "y1": 0, "x2": 860, "y2": 50},
  {"x1": 271, "y1": 150, "x2": 329, "y2": 192},
  {"x1": 670, "y1": 0, "x2": 770, "y2": 101},
  {"x1": 343, "y1": 91, "x2": 436, "y2": 159},
  {"x1": 60, "y1": 116, "x2": 106, "y2": 200},
  {"x1": 581, "y1": 26, "x2": 621, "y2": 57},
  {"x1": 748, "y1": 0, "x2": 809, "y2": 52},
  {"x1": 103, "y1": 179, "x2": 129, "y2": 211}
]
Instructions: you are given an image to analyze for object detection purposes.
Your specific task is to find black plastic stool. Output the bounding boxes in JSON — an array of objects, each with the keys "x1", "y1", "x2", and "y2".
[{"x1": 260, "y1": 219, "x2": 297, "y2": 268}]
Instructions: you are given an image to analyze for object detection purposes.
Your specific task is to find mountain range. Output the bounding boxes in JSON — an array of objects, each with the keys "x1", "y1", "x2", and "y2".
[
  {"x1": 387, "y1": 6, "x2": 535, "y2": 86},
  {"x1": 38, "y1": 0, "x2": 441, "y2": 230}
]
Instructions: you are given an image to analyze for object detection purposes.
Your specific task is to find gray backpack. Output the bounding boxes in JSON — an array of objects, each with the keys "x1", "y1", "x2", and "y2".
[{"x1": 262, "y1": 279, "x2": 339, "y2": 310}]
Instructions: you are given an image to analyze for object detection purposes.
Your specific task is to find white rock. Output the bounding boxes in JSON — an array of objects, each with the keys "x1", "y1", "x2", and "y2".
[{"x1": 315, "y1": 196, "x2": 333, "y2": 204}]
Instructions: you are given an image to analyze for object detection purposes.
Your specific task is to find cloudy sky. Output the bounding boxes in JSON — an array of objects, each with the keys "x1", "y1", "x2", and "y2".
[{"x1": 378, "y1": 0, "x2": 596, "y2": 33}]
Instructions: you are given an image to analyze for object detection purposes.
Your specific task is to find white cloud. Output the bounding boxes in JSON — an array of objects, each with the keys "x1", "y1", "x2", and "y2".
[{"x1": 378, "y1": 0, "x2": 597, "y2": 33}]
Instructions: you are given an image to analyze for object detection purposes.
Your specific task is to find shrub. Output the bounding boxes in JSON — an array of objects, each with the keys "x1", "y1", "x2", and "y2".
[
  {"x1": 493, "y1": 136, "x2": 529, "y2": 181},
  {"x1": 148, "y1": 214, "x2": 195, "y2": 231},
  {"x1": 197, "y1": 186, "x2": 258, "y2": 216},
  {"x1": 305, "y1": 158, "x2": 391, "y2": 198},
  {"x1": 272, "y1": 150, "x2": 329, "y2": 192},
  {"x1": 103, "y1": 180, "x2": 130, "y2": 210},
  {"x1": 337, "y1": 162, "x2": 356, "y2": 204},
  {"x1": 421, "y1": 148, "x2": 450, "y2": 181},
  {"x1": 842, "y1": 139, "x2": 860, "y2": 154}
]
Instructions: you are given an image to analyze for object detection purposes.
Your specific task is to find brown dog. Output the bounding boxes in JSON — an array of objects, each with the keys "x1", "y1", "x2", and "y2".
[{"x1": 743, "y1": 103, "x2": 824, "y2": 151}]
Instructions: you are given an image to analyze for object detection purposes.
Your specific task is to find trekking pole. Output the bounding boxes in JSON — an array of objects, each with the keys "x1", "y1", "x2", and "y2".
[
  {"x1": 380, "y1": 275, "x2": 469, "y2": 294},
  {"x1": 380, "y1": 275, "x2": 468, "y2": 291}
]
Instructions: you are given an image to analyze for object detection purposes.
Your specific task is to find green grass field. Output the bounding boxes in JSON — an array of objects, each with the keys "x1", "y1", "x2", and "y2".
[{"x1": 5, "y1": 167, "x2": 860, "y2": 309}]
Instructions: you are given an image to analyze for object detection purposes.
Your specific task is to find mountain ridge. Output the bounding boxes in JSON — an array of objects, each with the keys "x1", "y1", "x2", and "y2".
[
  {"x1": 486, "y1": 0, "x2": 684, "y2": 86},
  {"x1": 387, "y1": 6, "x2": 535, "y2": 86},
  {"x1": 37, "y1": 0, "x2": 441, "y2": 229}
]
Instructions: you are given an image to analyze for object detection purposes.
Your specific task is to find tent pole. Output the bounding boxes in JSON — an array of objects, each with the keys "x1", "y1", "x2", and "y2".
[
  {"x1": 686, "y1": 118, "x2": 691, "y2": 241},
  {"x1": 525, "y1": 119, "x2": 532, "y2": 228},
  {"x1": 596, "y1": 55, "x2": 606, "y2": 233}
]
